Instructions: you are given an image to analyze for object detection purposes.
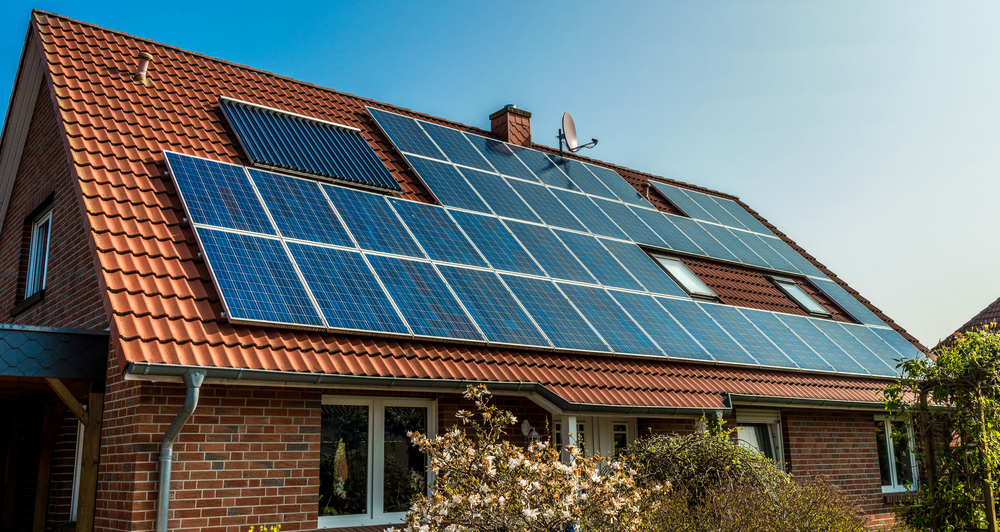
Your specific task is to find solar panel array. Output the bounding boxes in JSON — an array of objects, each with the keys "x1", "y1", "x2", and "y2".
[{"x1": 165, "y1": 149, "x2": 921, "y2": 378}]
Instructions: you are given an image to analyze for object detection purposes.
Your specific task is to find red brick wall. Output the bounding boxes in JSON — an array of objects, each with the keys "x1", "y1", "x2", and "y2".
[
  {"x1": 639, "y1": 417, "x2": 698, "y2": 436},
  {"x1": 45, "y1": 413, "x2": 80, "y2": 531},
  {"x1": 0, "y1": 83, "x2": 105, "y2": 329}
]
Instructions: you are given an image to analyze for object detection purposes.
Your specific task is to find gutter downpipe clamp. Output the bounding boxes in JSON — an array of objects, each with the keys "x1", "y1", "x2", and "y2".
[{"x1": 156, "y1": 368, "x2": 206, "y2": 532}]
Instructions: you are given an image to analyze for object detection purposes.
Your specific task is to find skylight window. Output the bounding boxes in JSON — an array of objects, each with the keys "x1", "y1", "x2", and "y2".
[
  {"x1": 771, "y1": 276, "x2": 831, "y2": 317},
  {"x1": 652, "y1": 255, "x2": 716, "y2": 299}
]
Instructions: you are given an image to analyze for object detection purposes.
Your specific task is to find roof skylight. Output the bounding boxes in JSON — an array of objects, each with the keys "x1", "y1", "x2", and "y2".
[
  {"x1": 652, "y1": 255, "x2": 717, "y2": 299},
  {"x1": 771, "y1": 276, "x2": 831, "y2": 317}
]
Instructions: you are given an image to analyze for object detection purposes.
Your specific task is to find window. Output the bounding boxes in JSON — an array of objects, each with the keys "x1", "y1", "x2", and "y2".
[
  {"x1": 26, "y1": 209, "x2": 52, "y2": 297},
  {"x1": 735, "y1": 410, "x2": 784, "y2": 468},
  {"x1": 652, "y1": 255, "x2": 717, "y2": 299},
  {"x1": 555, "y1": 417, "x2": 635, "y2": 459},
  {"x1": 770, "y1": 276, "x2": 830, "y2": 317},
  {"x1": 875, "y1": 416, "x2": 917, "y2": 492},
  {"x1": 319, "y1": 397, "x2": 435, "y2": 527}
]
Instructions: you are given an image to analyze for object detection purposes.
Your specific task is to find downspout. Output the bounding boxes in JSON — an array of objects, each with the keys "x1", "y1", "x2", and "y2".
[{"x1": 156, "y1": 369, "x2": 206, "y2": 532}]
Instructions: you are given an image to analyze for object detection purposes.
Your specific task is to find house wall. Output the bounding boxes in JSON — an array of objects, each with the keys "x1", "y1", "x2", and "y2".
[{"x1": 0, "y1": 82, "x2": 105, "y2": 329}]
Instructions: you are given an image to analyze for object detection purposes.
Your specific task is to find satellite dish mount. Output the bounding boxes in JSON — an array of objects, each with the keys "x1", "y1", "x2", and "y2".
[{"x1": 558, "y1": 112, "x2": 598, "y2": 155}]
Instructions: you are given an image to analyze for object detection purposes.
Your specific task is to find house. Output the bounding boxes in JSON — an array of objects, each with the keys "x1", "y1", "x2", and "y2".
[
  {"x1": 0, "y1": 10, "x2": 928, "y2": 532},
  {"x1": 949, "y1": 297, "x2": 1000, "y2": 340}
]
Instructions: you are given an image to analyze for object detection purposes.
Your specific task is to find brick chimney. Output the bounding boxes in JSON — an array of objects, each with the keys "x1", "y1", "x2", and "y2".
[{"x1": 490, "y1": 104, "x2": 531, "y2": 147}]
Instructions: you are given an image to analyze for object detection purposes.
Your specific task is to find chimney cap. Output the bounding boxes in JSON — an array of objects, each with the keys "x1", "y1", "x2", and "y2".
[
  {"x1": 490, "y1": 104, "x2": 531, "y2": 120},
  {"x1": 139, "y1": 51, "x2": 153, "y2": 60}
]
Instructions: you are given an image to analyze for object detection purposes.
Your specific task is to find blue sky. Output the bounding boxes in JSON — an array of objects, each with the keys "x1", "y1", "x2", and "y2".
[{"x1": 1, "y1": 1, "x2": 997, "y2": 347}]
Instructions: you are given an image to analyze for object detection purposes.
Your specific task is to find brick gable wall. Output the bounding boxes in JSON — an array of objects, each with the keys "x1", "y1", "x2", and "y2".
[{"x1": 0, "y1": 82, "x2": 105, "y2": 329}]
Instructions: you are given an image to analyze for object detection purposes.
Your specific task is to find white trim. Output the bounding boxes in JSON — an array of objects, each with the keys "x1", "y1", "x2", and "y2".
[
  {"x1": 0, "y1": 29, "x2": 45, "y2": 237},
  {"x1": 25, "y1": 208, "x2": 52, "y2": 295},
  {"x1": 318, "y1": 396, "x2": 436, "y2": 528},
  {"x1": 873, "y1": 415, "x2": 918, "y2": 493},
  {"x1": 735, "y1": 409, "x2": 785, "y2": 469},
  {"x1": 70, "y1": 416, "x2": 85, "y2": 519}
]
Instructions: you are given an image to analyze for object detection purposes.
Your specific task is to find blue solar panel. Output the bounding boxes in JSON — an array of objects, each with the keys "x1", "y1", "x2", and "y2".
[
  {"x1": 367, "y1": 108, "x2": 445, "y2": 161},
  {"x1": 713, "y1": 196, "x2": 774, "y2": 235},
  {"x1": 248, "y1": 169, "x2": 353, "y2": 247},
  {"x1": 505, "y1": 179, "x2": 587, "y2": 231},
  {"x1": 841, "y1": 323, "x2": 903, "y2": 375},
  {"x1": 583, "y1": 163, "x2": 652, "y2": 207},
  {"x1": 698, "y1": 303, "x2": 792, "y2": 368},
  {"x1": 504, "y1": 222, "x2": 595, "y2": 283},
  {"x1": 419, "y1": 121, "x2": 493, "y2": 172},
  {"x1": 649, "y1": 182, "x2": 716, "y2": 223},
  {"x1": 324, "y1": 185, "x2": 425, "y2": 258},
  {"x1": 459, "y1": 169, "x2": 541, "y2": 223},
  {"x1": 809, "y1": 278, "x2": 885, "y2": 326},
  {"x1": 438, "y1": 266, "x2": 549, "y2": 347},
  {"x1": 164, "y1": 152, "x2": 276, "y2": 234},
  {"x1": 546, "y1": 155, "x2": 617, "y2": 199},
  {"x1": 389, "y1": 198, "x2": 488, "y2": 267},
  {"x1": 655, "y1": 297, "x2": 756, "y2": 365},
  {"x1": 462, "y1": 134, "x2": 539, "y2": 182},
  {"x1": 810, "y1": 319, "x2": 895, "y2": 376},
  {"x1": 220, "y1": 99, "x2": 401, "y2": 191},
  {"x1": 555, "y1": 231, "x2": 643, "y2": 291},
  {"x1": 776, "y1": 315, "x2": 866, "y2": 374},
  {"x1": 366, "y1": 254, "x2": 484, "y2": 341},
  {"x1": 700, "y1": 223, "x2": 770, "y2": 269},
  {"x1": 515, "y1": 148, "x2": 576, "y2": 188},
  {"x1": 630, "y1": 208, "x2": 704, "y2": 254},
  {"x1": 197, "y1": 228, "x2": 323, "y2": 327},
  {"x1": 609, "y1": 291, "x2": 711, "y2": 361},
  {"x1": 593, "y1": 200, "x2": 661, "y2": 244},
  {"x1": 559, "y1": 284, "x2": 661, "y2": 356},
  {"x1": 685, "y1": 190, "x2": 746, "y2": 230},
  {"x1": 549, "y1": 189, "x2": 628, "y2": 239},
  {"x1": 761, "y1": 236, "x2": 825, "y2": 277},
  {"x1": 287, "y1": 242, "x2": 408, "y2": 334},
  {"x1": 666, "y1": 215, "x2": 739, "y2": 262},
  {"x1": 448, "y1": 211, "x2": 543, "y2": 276},
  {"x1": 734, "y1": 230, "x2": 798, "y2": 274},
  {"x1": 738, "y1": 309, "x2": 833, "y2": 372},
  {"x1": 599, "y1": 239, "x2": 688, "y2": 297},
  {"x1": 405, "y1": 157, "x2": 490, "y2": 213},
  {"x1": 872, "y1": 327, "x2": 923, "y2": 361},
  {"x1": 499, "y1": 274, "x2": 607, "y2": 352}
]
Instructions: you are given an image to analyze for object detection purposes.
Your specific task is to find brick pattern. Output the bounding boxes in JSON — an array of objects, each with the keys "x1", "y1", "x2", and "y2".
[
  {"x1": 0, "y1": 81, "x2": 105, "y2": 329},
  {"x1": 490, "y1": 111, "x2": 531, "y2": 147},
  {"x1": 45, "y1": 413, "x2": 80, "y2": 531},
  {"x1": 639, "y1": 417, "x2": 699, "y2": 436}
]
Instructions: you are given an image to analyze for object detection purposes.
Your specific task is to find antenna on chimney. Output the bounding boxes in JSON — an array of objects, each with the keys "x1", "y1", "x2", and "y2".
[{"x1": 558, "y1": 112, "x2": 597, "y2": 155}]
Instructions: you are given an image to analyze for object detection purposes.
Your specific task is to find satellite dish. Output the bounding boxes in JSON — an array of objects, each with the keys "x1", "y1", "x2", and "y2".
[
  {"x1": 562, "y1": 112, "x2": 578, "y2": 151},
  {"x1": 558, "y1": 112, "x2": 598, "y2": 154}
]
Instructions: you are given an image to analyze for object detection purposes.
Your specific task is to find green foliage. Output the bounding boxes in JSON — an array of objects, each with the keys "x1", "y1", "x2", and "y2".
[{"x1": 883, "y1": 323, "x2": 1000, "y2": 530}]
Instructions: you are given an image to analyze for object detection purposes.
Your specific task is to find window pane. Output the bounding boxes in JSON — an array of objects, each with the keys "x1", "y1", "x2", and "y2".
[
  {"x1": 875, "y1": 420, "x2": 893, "y2": 486},
  {"x1": 775, "y1": 279, "x2": 829, "y2": 316},
  {"x1": 892, "y1": 421, "x2": 914, "y2": 486},
  {"x1": 383, "y1": 406, "x2": 427, "y2": 513},
  {"x1": 737, "y1": 423, "x2": 774, "y2": 460},
  {"x1": 28, "y1": 216, "x2": 51, "y2": 295},
  {"x1": 320, "y1": 405, "x2": 369, "y2": 516},
  {"x1": 653, "y1": 256, "x2": 715, "y2": 297},
  {"x1": 613, "y1": 424, "x2": 628, "y2": 458}
]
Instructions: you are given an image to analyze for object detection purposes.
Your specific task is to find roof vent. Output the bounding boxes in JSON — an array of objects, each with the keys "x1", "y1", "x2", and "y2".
[{"x1": 132, "y1": 51, "x2": 154, "y2": 87}]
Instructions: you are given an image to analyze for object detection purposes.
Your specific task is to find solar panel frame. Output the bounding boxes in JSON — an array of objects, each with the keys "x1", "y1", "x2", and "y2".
[
  {"x1": 365, "y1": 254, "x2": 485, "y2": 341},
  {"x1": 700, "y1": 223, "x2": 771, "y2": 269},
  {"x1": 809, "y1": 319, "x2": 896, "y2": 376},
  {"x1": 462, "y1": 133, "x2": 540, "y2": 182},
  {"x1": 776, "y1": 314, "x2": 868, "y2": 375},
  {"x1": 558, "y1": 283, "x2": 662, "y2": 356},
  {"x1": 554, "y1": 231, "x2": 644, "y2": 291},
  {"x1": 761, "y1": 236, "x2": 825, "y2": 277},
  {"x1": 418, "y1": 120, "x2": 494, "y2": 172},
  {"x1": 458, "y1": 169, "x2": 542, "y2": 223},
  {"x1": 549, "y1": 189, "x2": 629, "y2": 239},
  {"x1": 698, "y1": 303, "x2": 796, "y2": 369},
  {"x1": 286, "y1": 242, "x2": 410, "y2": 335},
  {"x1": 546, "y1": 155, "x2": 618, "y2": 200},
  {"x1": 840, "y1": 323, "x2": 903, "y2": 376},
  {"x1": 666, "y1": 215, "x2": 740, "y2": 262},
  {"x1": 505, "y1": 179, "x2": 587, "y2": 232},
  {"x1": 592, "y1": 199, "x2": 662, "y2": 244},
  {"x1": 388, "y1": 198, "x2": 489, "y2": 267},
  {"x1": 734, "y1": 230, "x2": 799, "y2": 274},
  {"x1": 447, "y1": 211, "x2": 544, "y2": 276},
  {"x1": 514, "y1": 148, "x2": 577, "y2": 189},
  {"x1": 583, "y1": 162, "x2": 654, "y2": 207},
  {"x1": 712, "y1": 195, "x2": 775, "y2": 235},
  {"x1": 367, "y1": 107, "x2": 446, "y2": 161},
  {"x1": 808, "y1": 278, "x2": 885, "y2": 327},
  {"x1": 655, "y1": 297, "x2": 758, "y2": 365},
  {"x1": 738, "y1": 308, "x2": 834, "y2": 372},
  {"x1": 437, "y1": 265, "x2": 550, "y2": 347},
  {"x1": 499, "y1": 274, "x2": 609, "y2": 352},
  {"x1": 404, "y1": 156, "x2": 491, "y2": 214},
  {"x1": 164, "y1": 151, "x2": 277, "y2": 235},
  {"x1": 598, "y1": 239, "x2": 688, "y2": 297},
  {"x1": 649, "y1": 182, "x2": 717, "y2": 223},
  {"x1": 503, "y1": 222, "x2": 596, "y2": 283},
  {"x1": 629, "y1": 208, "x2": 705, "y2": 254},
  {"x1": 871, "y1": 327, "x2": 923, "y2": 361},
  {"x1": 609, "y1": 291, "x2": 712, "y2": 362},
  {"x1": 323, "y1": 184, "x2": 426, "y2": 258},
  {"x1": 686, "y1": 190, "x2": 747, "y2": 230},
  {"x1": 248, "y1": 168, "x2": 354, "y2": 247}
]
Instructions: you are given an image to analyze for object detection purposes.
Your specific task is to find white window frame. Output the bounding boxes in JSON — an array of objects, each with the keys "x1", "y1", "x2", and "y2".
[
  {"x1": 735, "y1": 410, "x2": 785, "y2": 469},
  {"x1": 652, "y1": 255, "x2": 717, "y2": 299},
  {"x1": 70, "y1": 417, "x2": 85, "y2": 519},
  {"x1": 26, "y1": 209, "x2": 53, "y2": 297},
  {"x1": 556, "y1": 416, "x2": 636, "y2": 460},
  {"x1": 874, "y1": 415, "x2": 918, "y2": 493},
  {"x1": 318, "y1": 396, "x2": 436, "y2": 528},
  {"x1": 770, "y1": 276, "x2": 831, "y2": 317}
]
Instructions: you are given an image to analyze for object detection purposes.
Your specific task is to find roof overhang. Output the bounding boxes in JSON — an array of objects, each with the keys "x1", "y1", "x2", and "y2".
[
  {"x1": 0, "y1": 323, "x2": 109, "y2": 380},
  {"x1": 724, "y1": 392, "x2": 886, "y2": 412}
]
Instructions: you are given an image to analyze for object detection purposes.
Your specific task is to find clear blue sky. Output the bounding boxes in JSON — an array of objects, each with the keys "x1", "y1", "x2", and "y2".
[{"x1": 1, "y1": 1, "x2": 997, "y2": 347}]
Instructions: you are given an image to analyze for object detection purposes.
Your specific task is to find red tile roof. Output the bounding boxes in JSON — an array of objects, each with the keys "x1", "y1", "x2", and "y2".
[
  {"x1": 23, "y1": 11, "x2": 920, "y2": 409},
  {"x1": 950, "y1": 296, "x2": 1000, "y2": 341}
]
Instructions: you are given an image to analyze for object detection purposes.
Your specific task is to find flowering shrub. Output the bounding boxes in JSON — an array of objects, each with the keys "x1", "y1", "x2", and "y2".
[{"x1": 400, "y1": 385, "x2": 669, "y2": 532}]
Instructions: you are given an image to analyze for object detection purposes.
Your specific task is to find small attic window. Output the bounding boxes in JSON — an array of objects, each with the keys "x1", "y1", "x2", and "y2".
[
  {"x1": 771, "y1": 276, "x2": 831, "y2": 317},
  {"x1": 26, "y1": 208, "x2": 53, "y2": 297},
  {"x1": 652, "y1": 255, "x2": 717, "y2": 299}
]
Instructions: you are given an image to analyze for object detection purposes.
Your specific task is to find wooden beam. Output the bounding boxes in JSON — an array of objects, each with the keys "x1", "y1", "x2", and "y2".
[
  {"x1": 2, "y1": 404, "x2": 24, "y2": 531},
  {"x1": 33, "y1": 402, "x2": 66, "y2": 532},
  {"x1": 75, "y1": 391, "x2": 103, "y2": 532},
  {"x1": 44, "y1": 378, "x2": 88, "y2": 426}
]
